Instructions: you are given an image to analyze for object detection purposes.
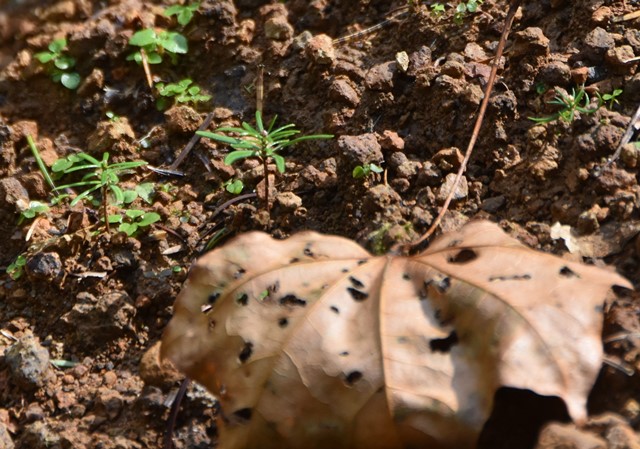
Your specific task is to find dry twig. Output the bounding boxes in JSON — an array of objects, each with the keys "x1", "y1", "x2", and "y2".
[{"x1": 404, "y1": 0, "x2": 523, "y2": 251}]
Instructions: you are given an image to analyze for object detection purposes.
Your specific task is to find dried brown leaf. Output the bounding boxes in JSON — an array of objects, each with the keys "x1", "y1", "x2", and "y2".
[{"x1": 161, "y1": 220, "x2": 631, "y2": 449}]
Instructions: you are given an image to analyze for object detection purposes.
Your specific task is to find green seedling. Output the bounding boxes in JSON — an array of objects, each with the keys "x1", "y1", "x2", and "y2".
[
  {"x1": 34, "y1": 38, "x2": 81, "y2": 89},
  {"x1": 155, "y1": 78, "x2": 211, "y2": 110},
  {"x1": 6, "y1": 254, "x2": 27, "y2": 280},
  {"x1": 430, "y1": 3, "x2": 446, "y2": 17},
  {"x1": 352, "y1": 163, "x2": 383, "y2": 179},
  {"x1": 18, "y1": 201, "x2": 50, "y2": 225},
  {"x1": 106, "y1": 111, "x2": 121, "y2": 122},
  {"x1": 454, "y1": 0, "x2": 483, "y2": 24},
  {"x1": 164, "y1": 2, "x2": 200, "y2": 26},
  {"x1": 51, "y1": 152, "x2": 147, "y2": 232},
  {"x1": 197, "y1": 110, "x2": 333, "y2": 212},
  {"x1": 127, "y1": 28, "x2": 188, "y2": 65},
  {"x1": 535, "y1": 82, "x2": 548, "y2": 95},
  {"x1": 108, "y1": 209, "x2": 161, "y2": 236},
  {"x1": 596, "y1": 88, "x2": 623, "y2": 110},
  {"x1": 224, "y1": 178, "x2": 244, "y2": 194},
  {"x1": 529, "y1": 86, "x2": 598, "y2": 124}
]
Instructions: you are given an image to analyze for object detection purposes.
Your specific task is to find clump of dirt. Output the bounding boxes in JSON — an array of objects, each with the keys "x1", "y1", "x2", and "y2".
[{"x1": 1, "y1": 0, "x2": 640, "y2": 448}]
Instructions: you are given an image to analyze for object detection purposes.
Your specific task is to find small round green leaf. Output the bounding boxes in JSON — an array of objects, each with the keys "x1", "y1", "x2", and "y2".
[
  {"x1": 108, "y1": 214, "x2": 123, "y2": 224},
  {"x1": 137, "y1": 212, "x2": 161, "y2": 227},
  {"x1": 60, "y1": 72, "x2": 81, "y2": 89},
  {"x1": 119, "y1": 222, "x2": 138, "y2": 236},
  {"x1": 129, "y1": 29, "x2": 157, "y2": 47},
  {"x1": 49, "y1": 38, "x2": 67, "y2": 53},
  {"x1": 54, "y1": 55, "x2": 75, "y2": 70},
  {"x1": 160, "y1": 32, "x2": 188, "y2": 54},
  {"x1": 52, "y1": 158, "x2": 74, "y2": 172},
  {"x1": 125, "y1": 209, "x2": 145, "y2": 219},
  {"x1": 123, "y1": 190, "x2": 138, "y2": 204},
  {"x1": 35, "y1": 52, "x2": 54, "y2": 63}
]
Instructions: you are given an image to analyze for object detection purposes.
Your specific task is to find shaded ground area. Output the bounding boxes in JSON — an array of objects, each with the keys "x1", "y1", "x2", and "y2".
[{"x1": 0, "y1": 0, "x2": 640, "y2": 448}]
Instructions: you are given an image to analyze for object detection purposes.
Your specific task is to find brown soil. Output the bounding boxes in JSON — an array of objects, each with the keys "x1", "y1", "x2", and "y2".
[{"x1": 1, "y1": 0, "x2": 640, "y2": 448}]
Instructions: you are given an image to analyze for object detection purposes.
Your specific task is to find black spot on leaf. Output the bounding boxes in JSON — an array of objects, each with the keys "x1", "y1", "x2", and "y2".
[
  {"x1": 303, "y1": 244, "x2": 314, "y2": 257},
  {"x1": 559, "y1": 266, "x2": 579, "y2": 278},
  {"x1": 232, "y1": 408, "x2": 253, "y2": 423},
  {"x1": 403, "y1": 273, "x2": 411, "y2": 280},
  {"x1": 349, "y1": 276, "x2": 364, "y2": 289},
  {"x1": 233, "y1": 268, "x2": 246, "y2": 279},
  {"x1": 239, "y1": 342, "x2": 253, "y2": 363},
  {"x1": 341, "y1": 267, "x2": 349, "y2": 273},
  {"x1": 236, "y1": 293, "x2": 248, "y2": 306},
  {"x1": 278, "y1": 317, "x2": 289, "y2": 328},
  {"x1": 330, "y1": 306, "x2": 340, "y2": 314},
  {"x1": 340, "y1": 351, "x2": 349, "y2": 356},
  {"x1": 347, "y1": 287, "x2": 368, "y2": 301},
  {"x1": 430, "y1": 331, "x2": 459, "y2": 353},
  {"x1": 345, "y1": 371, "x2": 363, "y2": 385},
  {"x1": 208, "y1": 319, "x2": 216, "y2": 330},
  {"x1": 357, "y1": 259, "x2": 367, "y2": 265},
  {"x1": 448, "y1": 249, "x2": 478, "y2": 264},
  {"x1": 289, "y1": 257, "x2": 300, "y2": 264},
  {"x1": 280, "y1": 294, "x2": 307, "y2": 307}
]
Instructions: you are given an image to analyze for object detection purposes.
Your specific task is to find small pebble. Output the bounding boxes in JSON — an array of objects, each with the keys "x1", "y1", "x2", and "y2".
[{"x1": 5, "y1": 334, "x2": 51, "y2": 391}]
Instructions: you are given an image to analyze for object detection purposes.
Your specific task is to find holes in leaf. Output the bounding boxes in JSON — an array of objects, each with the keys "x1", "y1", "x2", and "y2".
[
  {"x1": 208, "y1": 292, "x2": 220, "y2": 304},
  {"x1": 447, "y1": 239, "x2": 462, "y2": 248},
  {"x1": 429, "y1": 331, "x2": 459, "y2": 353},
  {"x1": 559, "y1": 266, "x2": 579, "y2": 278},
  {"x1": 330, "y1": 305, "x2": 340, "y2": 314},
  {"x1": 280, "y1": 294, "x2": 307, "y2": 307},
  {"x1": 433, "y1": 309, "x2": 451, "y2": 326},
  {"x1": 448, "y1": 249, "x2": 478, "y2": 264},
  {"x1": 425, "y1": 276, "x2": 451, "y2": 293},
  {"x1": 278, "y1": 317, "x2": 289, "y2": 328},
  {"x1": 489, "y1": 274, "x2": 532, "y2": 282},
  {"x1": 236, "y1": 293, "x2": 248, "y2": 306},
  {"x1": 345, "y1": 370, "x2": 363, "y2": 386},
  {"x1": 347, "y1": 287, "x2": 368, "y2": 301},
  {"x1": 232, "y1": 408, "x2": 253, "y2": 423},
  {"x1": 239, "y1": 342, "x2": 253, "y2": 363},
  {"x1": 233, "y1": 268, "x2": 246, "y2": 279},
  {"x1": 269, "y1": 281, "x2": 280, "y2": 294},
  {"x1": 303, "y1": 244, "x2": 314, "y2": 257},
  {"x1": 201, "y1": 304, "x2": 213, "y2": 313},
  {"x1": 349, "y1": 276, "x2": 364, "y2": 289}
]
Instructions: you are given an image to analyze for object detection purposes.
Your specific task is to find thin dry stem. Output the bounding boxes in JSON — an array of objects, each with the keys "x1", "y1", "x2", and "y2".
[
  {"x1": 256, "y1": 64, "x2": 265, "y2": 115},
  {"x1": 139, "y1": 48, "x2": 154, "y2": 89}
]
